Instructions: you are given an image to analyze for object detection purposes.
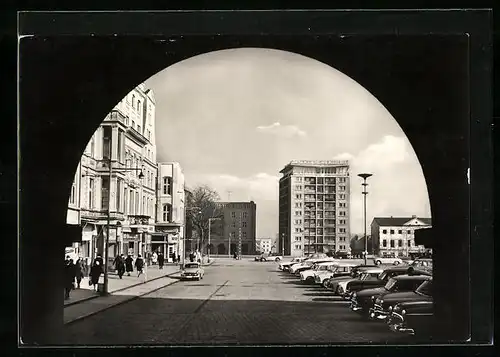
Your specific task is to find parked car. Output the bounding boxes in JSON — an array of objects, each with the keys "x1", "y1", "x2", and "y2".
[
  {"x1": 332, "y1": 251, "x2": 352, "y2": 259},
  {"x1": 344, "y1": 266, "x2": 432, "y2": 298},
  {"x1": 255, "y1": 253, "x2": 283, "y2": 262},
  {"x1": 350, "y1": 274, "x2": 432, "y2": 316},
  {"x1": 180, "y1": 262, "x2": 205, "y2": 280},
  {"x1": 370, "y1": 279, "x2": 433, "y2": 321},
  {"x1": 314, "y1": 262, "x2": 358, "y2": 286},
  {"x1": 300, "y1": 262, "x2": 337, "y2": 283},
  {"x1": 324, "y1": 265, "x2": 378, "y2": 290},
  {"x1": 335, "y1": 268, "x2": 384, "y2": 296},
  {"x1": 387, "y1": 300, "x2": 434, "y2": 337},
  {"x1": 291, "y1": 258, "x2": 334, "y2": 275},
  {"x1": 278, "y1": 257, "x2": 306, "y2": 271},
  {"x1": 373, "y1": 256, "x2": 404, "y2": 266},
  {"x1": 410, "y1": 258, "x2": 433, "y2": 273}
]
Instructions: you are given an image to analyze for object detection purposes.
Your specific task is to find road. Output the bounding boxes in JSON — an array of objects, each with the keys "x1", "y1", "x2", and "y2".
[{"x1": 61, "y1": 258, "x2": 412, "y2": 345}]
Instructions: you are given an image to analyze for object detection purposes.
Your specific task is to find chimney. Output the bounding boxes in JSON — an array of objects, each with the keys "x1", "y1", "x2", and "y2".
[{"x1": 412, "y1": 215, "x2": 417, "y2": 218}]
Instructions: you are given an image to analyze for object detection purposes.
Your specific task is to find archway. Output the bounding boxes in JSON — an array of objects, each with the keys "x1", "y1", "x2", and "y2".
[
  {"x1": 217, "y1": 243, "x2": 226, "y2": 255},
  {"x1": 20, "y1": 35, "x2": 473, "y2": 344}
]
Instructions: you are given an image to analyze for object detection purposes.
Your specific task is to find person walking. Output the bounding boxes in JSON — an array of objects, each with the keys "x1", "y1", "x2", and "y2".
[
  {"x1": 152, "y1": 251, "x2": 158, "y2": 265},
  {"x1": 158, "y1": 252, "x2": 165, "y2": 269},
  {"x1": 114, "y1": 254, "x2": 126, "y2": 279},
  {"x1": 74, "y1": 257, "x2": 85, "y2": 289},
  {"x1": 189, "y1": 251, "x2": 195, "y2": 262},
  {"x1": 89, "y1": 259, "x2": 102, "y2": 292},
  {"x1": 125, "y1": 254, "x2": 134, "y2": 276},
  {"x1": 64, "y1": 256, "x2": 76, "y2": 300},
  {"x1": 135, "y1": 254, "x2": 145, "y2": 277}
]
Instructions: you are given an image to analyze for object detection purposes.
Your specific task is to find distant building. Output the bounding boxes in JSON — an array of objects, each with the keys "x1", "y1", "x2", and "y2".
[
  {"x1": 371, "y1": 215, "x2": 432, "y2": 258},
  {"x1": 209, "y1": 201, "x2": 257, "y2": 255},
  {"x1": 279, "y1": 160, "x2": 351, "y2": 257},
  {"x1": 153, "y1": 162, "x2": 185, "y2": 262},
  {"x1": 256, "y1": 238, "x2": 272, "y2": 254}
]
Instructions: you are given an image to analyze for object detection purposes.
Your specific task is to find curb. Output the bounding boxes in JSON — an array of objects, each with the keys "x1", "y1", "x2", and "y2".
[
  {"x1": 64, "y1": 269, "x2": 180, "y2": 308},
  {"x1": 65, "y1": 272, "x2": 181, "y2": 325}
]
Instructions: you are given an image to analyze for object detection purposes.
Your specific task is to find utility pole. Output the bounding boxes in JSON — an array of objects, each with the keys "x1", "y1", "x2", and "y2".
[
  {"x1": 281, "y1": 232, "x2": 285, "y2": 257},
  {"x1": 358, "y1": 173, "x2": 373, "y2": 266}
]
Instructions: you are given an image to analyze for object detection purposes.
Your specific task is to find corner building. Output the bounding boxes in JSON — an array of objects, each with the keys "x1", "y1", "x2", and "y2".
[{"x1": 279, "y1": 160, "x2": 350, "y2": 257}]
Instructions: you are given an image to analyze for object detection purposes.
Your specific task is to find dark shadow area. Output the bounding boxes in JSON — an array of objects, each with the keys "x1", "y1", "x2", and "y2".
[
  {"x1": 60, "y1": 295, "x2": 429, "y2": 346},
  {"x1": 303, "y1": 292, "x2": 337, "y2": 297}
]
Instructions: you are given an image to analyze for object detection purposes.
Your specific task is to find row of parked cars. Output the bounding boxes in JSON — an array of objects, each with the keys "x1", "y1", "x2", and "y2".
[{"x1": 278, "y1": 254, "x2": 434, "y2": 338}]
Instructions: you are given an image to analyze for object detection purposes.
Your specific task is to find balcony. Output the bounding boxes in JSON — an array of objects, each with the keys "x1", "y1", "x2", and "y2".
[
  {"x1": 80, "y1": 209, "x2": 125, "y2": 222},
  {"x1": 106, "y1": 110, "x2": 128, "y2": 126},
  {"x1": 128, "y1": 215, "x2": 153, "y2": 226}
]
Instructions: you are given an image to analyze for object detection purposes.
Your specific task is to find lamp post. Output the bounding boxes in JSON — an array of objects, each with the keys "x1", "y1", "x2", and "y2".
[
  {"x1": 358, "y1": 173, "x2": 373, "y2": 266},
  {"x1": 185, "y1": 206, "x2": 201, "y2": 263},
  {"x1": 208, "y1": 217, "x2": 221, "y2": 263}
]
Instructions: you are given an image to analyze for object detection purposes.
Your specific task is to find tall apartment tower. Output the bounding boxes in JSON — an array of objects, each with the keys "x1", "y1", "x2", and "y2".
[{"x1": 278, "y1": 160, "x2": 350, "y2": 257}]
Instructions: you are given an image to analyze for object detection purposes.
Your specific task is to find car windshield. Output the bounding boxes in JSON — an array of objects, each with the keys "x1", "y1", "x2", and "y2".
[
  {"x1": 384, "y1": 278, "x2": 397, "y2": 290},
  {"x1": 319, "y1": 265, "x2": 329, "y2": 271},
  {"x1": 185, "y1": 264, "x2": 199, "y2": 269},
  {"x1": 378, "y1": 272, "x2": 387, "y2": 280},
  {"x1": 359, "y1": 273, "x2": 370, "y2": 280},
  {"x1": 415, "y1": 280, "x2": 432, "y2": 296}
]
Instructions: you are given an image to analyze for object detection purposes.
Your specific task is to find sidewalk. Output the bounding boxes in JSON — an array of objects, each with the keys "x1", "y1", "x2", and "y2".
[
  {"x1": 64, "y1": 260, "x2": 216, "y2": 325},
  {"x1": 64, "y1": 264, "x2": 180, "y2": 307}
]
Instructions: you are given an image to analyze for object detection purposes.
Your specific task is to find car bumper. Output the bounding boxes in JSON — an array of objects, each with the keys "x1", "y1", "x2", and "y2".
[
  {"x1": 369, "y1": 304, "x2": 390, "y2": 320},
  {"x1": 181, "y1": 275, "x2": 200, "y2": 279},
  {"x1": 387, "y1": 313, "x2": 415, "y2": 335}
]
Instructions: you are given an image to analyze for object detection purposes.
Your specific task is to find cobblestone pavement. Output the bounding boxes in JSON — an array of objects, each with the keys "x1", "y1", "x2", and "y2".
[{"x1": 60, "y1": 258, "x2": 413, "y2": 345}]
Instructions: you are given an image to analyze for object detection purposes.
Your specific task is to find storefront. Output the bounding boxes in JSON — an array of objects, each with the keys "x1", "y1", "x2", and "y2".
[{"x1": 151, "y1": 228, "x2": 180, "y2": 263}]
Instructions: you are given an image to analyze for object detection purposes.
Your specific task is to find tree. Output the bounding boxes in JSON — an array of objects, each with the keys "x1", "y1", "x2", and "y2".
[{"x1": 186, "y1": 185, "x2": 224, "y2": 252}]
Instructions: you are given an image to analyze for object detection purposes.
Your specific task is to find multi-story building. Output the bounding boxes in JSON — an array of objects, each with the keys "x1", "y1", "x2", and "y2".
[
  {"x1": 153, "y1": 162, "x2": 185, "y2": 262},
  {"x1": 279, "y1": 160, "x2": 350, "y2": 257},
  {"x1": 209, "y1": 201, "x2": 257, "y2": 255},
  {"x1": 371, "y1": 215, "x2": 432, "y2": 258},
  {"x1": 66, "y1": 83, "x2": 157, "y2": 264},
  {"x1": 256, "y1": 238, "x2": 272, "y2": 254}
]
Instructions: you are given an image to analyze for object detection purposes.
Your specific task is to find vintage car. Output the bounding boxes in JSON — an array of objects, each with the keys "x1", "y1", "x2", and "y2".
[
  {"x1": 255, "y1": 253, "x2": 283, "y2": 262},
  {"x1": 410, "y1": 258, "x2": 433, "y2": 273},
  {"x1": 387, "y1": 300, "x2": 434, "y2": 337},
  {"x1": 370, "y1": 279, "x2": 433, "y2": 321},
  {"x1": 344, "y1": 266, "x2": 432, "y2": 298},
  {"x1": 278, "y1": 257, "x2": 306, "y2": 271},
  {"x1": 373, "y1": 256, "x2": 404, "y2": 266},
  {"x1": 324, "y1": 265, "x2": 378, "y2": 290},
  {"x1": 335, "y1": 268, "x2": 384, "y2": 296},
  {"x1": 314, "y1": 262, "x2": 358, "y2": 286},
  {"x1": 291, "y1": 258, "x2": 334, "y2": 275},
  {"x1": 300, "y1": 262, "x2": 337, "y2": 283},
  {"x1": 350, "y1": 274, "x2": 432, "y2": 316},
  {"x1": 180, "y1": 262, "x2": 205, "y2": 280}
]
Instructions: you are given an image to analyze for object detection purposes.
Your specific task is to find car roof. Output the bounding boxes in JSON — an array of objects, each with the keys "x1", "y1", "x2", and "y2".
[
  {"x1": 393, "y1": 274, "x2": 432, "y2": 281},
  {"x1": 361, "y1": 268, "x2": 384, "y2": 273}
]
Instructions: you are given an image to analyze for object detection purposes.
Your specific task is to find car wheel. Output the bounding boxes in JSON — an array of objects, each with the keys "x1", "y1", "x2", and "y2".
[
  {"x1": 394, "y1": 261, "x2": 400, "y2": 265},
  {"x1": 306, "y1": 276, "x2": 314, "y2": 284},
  {"x1": 275, "y1": 257, "x2": 281, "y2": 262},
  {"x1": 322, "y1": 279, "x2": 329, "y2": 286},
  {"x1": 376, "y1": 260, "x2": 382, "y2": 265}
]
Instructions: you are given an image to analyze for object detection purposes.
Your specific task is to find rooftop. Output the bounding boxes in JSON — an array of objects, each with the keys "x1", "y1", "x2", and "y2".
[{"x1": 372, "y1": 217, "x2": 432, "y2": 227}]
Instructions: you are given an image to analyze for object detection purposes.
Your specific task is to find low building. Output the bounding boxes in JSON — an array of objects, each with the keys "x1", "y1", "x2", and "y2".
[
  {"x1": 256, "y1": 238, "x2": 272, "y2": 254},
  {"x1": 371, "y1": 215, "x2": 432, "y2": 258}
]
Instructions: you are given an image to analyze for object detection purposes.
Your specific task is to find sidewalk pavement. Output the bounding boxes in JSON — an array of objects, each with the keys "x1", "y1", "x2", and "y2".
[
  {"x1": 64, "y1": 264, "x2": 180, "y2": 307},
  {"x1": 64, "y1": 260, "x2": 216, "y2": 324}
]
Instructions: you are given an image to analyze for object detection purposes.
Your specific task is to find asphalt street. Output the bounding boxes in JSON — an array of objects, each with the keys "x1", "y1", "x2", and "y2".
[{"x1": 61, "y1": 258, "x2": 412, "y2": 345}]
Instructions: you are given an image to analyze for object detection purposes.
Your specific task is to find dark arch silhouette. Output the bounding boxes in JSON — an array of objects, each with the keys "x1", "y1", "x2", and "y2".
[{"x1": 19, "y1": 33, "x2": 481, "y2": 344}]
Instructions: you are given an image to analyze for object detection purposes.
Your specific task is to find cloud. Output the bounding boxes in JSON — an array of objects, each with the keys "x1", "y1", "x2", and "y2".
[{"x1": 256, "y1": 122, "x2": 307, "y2": 138}]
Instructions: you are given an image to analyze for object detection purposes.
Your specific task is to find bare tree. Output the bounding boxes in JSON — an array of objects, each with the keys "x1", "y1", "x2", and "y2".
[{"x1": 186, "y1": 185, "x2": 224, "y2": 252}]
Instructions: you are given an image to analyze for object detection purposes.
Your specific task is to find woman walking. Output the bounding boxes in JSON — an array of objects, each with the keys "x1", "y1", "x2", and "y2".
[
  {"x1": 158, "y1": 252, "x2": 165, "y2": 269},
  {"x1": 74, "y1": 257, "x2": 85, "y2": 289},
  {"x1": 64, "y1": 256, "x2": 76, "y2": 300},
  {"x1": 89, "y1": 260, "x2": 102, "y2": 292},
  {"x1": 125, "y1": 254, "x2": 134, "y2": 276}
]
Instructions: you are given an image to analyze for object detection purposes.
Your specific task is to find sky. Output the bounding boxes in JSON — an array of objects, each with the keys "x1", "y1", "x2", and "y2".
[{"x1": 145, "y1": 48, "x2": 431, "y2": 238}]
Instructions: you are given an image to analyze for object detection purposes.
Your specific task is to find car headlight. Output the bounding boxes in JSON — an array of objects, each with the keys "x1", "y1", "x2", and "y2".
[
  {"x1": 389, "y1": 306, "x2": 393, "y2": 312},
  {"x1": 371, "y1": 295, "x2": 375, "y2": 302},
  {"x1": 402, "y1": 309, "x2": 406, "y2": 316},
  {"x1": 352, "y1": 292, "x2": 357, "y2": 299}
]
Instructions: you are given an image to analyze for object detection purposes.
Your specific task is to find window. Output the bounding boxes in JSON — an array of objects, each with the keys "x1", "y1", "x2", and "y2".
[
  {"x1": 383, "y1": 240, "x2": 387, "y2": 247},
  {"x1": 339, "y1": 228, "x2": 346, "y2": 233},
  {"x1": 137, "y1": 125, "x2": 141, "y2": 133},
  {"x1": 243, "y1": 232, "x2": 247, "y2": 238},
  {"x1": 162, "y1": 204, "x2": 171, "y2": 222},
  {"x1": 390, "y1": 240, "x2": 395, "y2": 248},
  {"x1": 101, "y1": 177, "x2": 109, "y2": 210},
  {"x1": 398, "y1": 239, "x2": 403, "y2": 247},
  {"x1": 162, "y1": 177, "x2": 172, "y2": 195},
  {"x1": 382, "y1": 229, "x2": 387, "y2": 234},
  {"x1": 142, "y1": 196, "x2": 146, "y2": 215},
  {"x1": 124, "y1": 188, "x2": 128, "y2": 215},
  {"x1": 231, "y1": 211, "x2": 236, "y2": 218},
  {"x1": 102, "y1": 126, "x2": 111, "y2": 160},
  {"x1": 339, "y1": 185, "x2": 346, "y2": 191},
  {"x1": 409, "y1": 230, "x2": 414, "y2": 234},
  {"x1": 132, "y1": 120, "x2": 136, "y2": 129},
  {"x1": 70, "y1": 183, "x2": 76, "y2": 204},
  {"x1": 408, "y1": 240, "x2": 412, "y2": 247},
  {"x1": 243, "y1": 212, "x2": 248, "y2": 219},
  {"x1": 339, "y1": 211, "x2": 346, "y2": 216},
  {"x1": 390, "y1": 229, "x2": 395, "y2": 234},
  {"x1": 135, "y1": 192, "x2": 139, "y2": 214},
  {"x1": 129, "y1": 190, "x2": 134, "y2": 214},
  {"x1": 137, "y1": 100, "x2": 141, "y2": 112},
  {"x1": 339, "y1": 202, "x2": 346, "y2": 207},
  {"x1": 243, "y1": 222, "x2": 247, "y2": 228},
  {"x1": 398, "y1": 230, "x2": 403, "y2": 234},
  {"x1": 116, "y1": 180, "x2": 121, "y2": 211},
  {"x1": 296, "y1": 194, "x2": 302, "y2": 199},
  {"x1": 132, "y1": 94, "x2": 135, "y2": 107},
  {"x1": 232, "y1": 222, "x2": 236, "y2": 228},
  {"x1": 90, "y1": 136, "x2": 95, "y2": 157},
  {"x1": 117, "y1": 130, "x2": 122, "y2": 162},
  {"x1": 339, "y1": 194, "x2": 345, "y2": 199},
  {"x1": 339, "y1": 219, "x2": 346, "y2": 225}
]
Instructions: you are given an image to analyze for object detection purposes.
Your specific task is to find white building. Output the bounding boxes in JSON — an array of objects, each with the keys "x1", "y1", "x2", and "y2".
[
  {"x1": 66, "y1": 83, "x2": 158, "y2": 264},
  {"x1": 256, "y1": 238, "x2": 272, "y2": 254},
  {"x1": 153, "y1": 162, "x2": 186, "y2": 262},
  {"x1": 279, "y1": 160, "x2": 351, "y2": 257},
  {"x1": 371, "y1": 216, "x2": 432, "y2": 258}
]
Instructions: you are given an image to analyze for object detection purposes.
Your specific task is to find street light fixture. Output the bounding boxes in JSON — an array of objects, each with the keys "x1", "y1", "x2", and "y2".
[{"x1": 358, "y1": 173, "x2": 373, "y2": 266}]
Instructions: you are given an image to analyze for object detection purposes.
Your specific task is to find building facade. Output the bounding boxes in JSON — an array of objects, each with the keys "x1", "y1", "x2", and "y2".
[
  {"x1": 208, "y1": 201, "x2": 257, "y2": 256},
  {"x1": 279, "y1": 160, "x2": 351, "y2": 257},
  {"x1": 153, "y1": 162, "x2": 186, "y2": 262},
  {"x1": 371, "y1": 216, "x2": 432, "y2": 258},
  {"x1": 66, "y1": 83, "x2": 158, "y2": 265},
  {"x1": 256, "y1": 238, "x2": 272, "y2": 254}
]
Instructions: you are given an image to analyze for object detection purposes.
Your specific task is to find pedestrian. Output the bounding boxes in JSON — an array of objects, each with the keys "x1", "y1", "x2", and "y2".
[
  {"x1": 125, "y1": 254, "x2": 134, "y2": 276},
  {"x1": 114, "y1": 254, "x2": 126, "y2": 279},
  {"x1": 74, "y1": 257, "x2": 85, "y2": 289},
  {"x1": 152, "y1": 251, "x2": 158, "y2": 265},
  {"x1": 135, "y1": 254, "x2": 145, "y2": 277},
  {"x1": 233, "y1": 251, "x2": 237, "y2": 260},
  {"x1": 196, "y1": 249, "x2": 202, "y2": 263},
  {"x1": 177, "y1": 253, "x2": 180, "y2": 263},
  {"x1": 146, "y1": 251, "x2": 152, "y2": 266},
  {"x1": 64, "y1": 256, "x2": 76, "y2": 300},
  {"x1": 89, "y1": 259, "x2": 101, "y2": 292},
  {"x1": 158, "y1": 252, "x2": 164, "y2": 269},
  {"x1": 189, "y1": 251, "x2": 195, "y2": 262}
]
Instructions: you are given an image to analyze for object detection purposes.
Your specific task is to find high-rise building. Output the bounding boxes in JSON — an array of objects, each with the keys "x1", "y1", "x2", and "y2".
[
  {"x1": 209, "y1": 201, "x2": 257, "y2": 256},
  {"x1": 153, "y1": 162, "x2": 186, "y2": 262},
  {"x1": 66, "y1": 83, "x2": 157, "y2": 264},
  {"x1": 279, "y1": 160, "x2": 350, "y2": 257}
]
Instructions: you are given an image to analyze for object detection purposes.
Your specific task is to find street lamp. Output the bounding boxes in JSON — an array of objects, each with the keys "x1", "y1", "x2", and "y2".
[
  {"x1": 358, "y1": 173, "x2": 373, "y2": 266},
  {"x1": 208, "y1": 217, "x2": 221, "y2": 263}
]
